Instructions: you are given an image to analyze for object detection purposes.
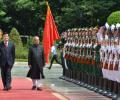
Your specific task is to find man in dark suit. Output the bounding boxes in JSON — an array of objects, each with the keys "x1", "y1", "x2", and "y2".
[
  {"x1": 0, "y1": 32, "x2": 15, "y2": 91},
  {"x1": 27, "y1": 36, "x2": 45, "y2": 91}
]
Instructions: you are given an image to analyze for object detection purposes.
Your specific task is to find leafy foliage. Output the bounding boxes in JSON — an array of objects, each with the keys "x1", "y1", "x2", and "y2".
[
  {"x1": 0, "y1": 0, "x2": 119, "y2": 36},
  {"x1": 9, "y1": 27, "x2": 27, "y2": 59},
  {"x1": 9, "y1": 27, "x2": 23, "y2": 48},
  {"x1": 107, "y1": 11, "x2": 120, "y2": 25}
]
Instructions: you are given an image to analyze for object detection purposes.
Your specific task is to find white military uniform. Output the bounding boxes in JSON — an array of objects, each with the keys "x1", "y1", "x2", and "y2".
[
  {"x1": 102, "y1": 43, "x2": 109, "y2": 79},
  {"x1": 64, "y1": 40, "x2": 70, "y2": 69},
  {"x1": 116, "y1": 44, "x2": 120, "y2": 82},
  {"x1": 107, "y1": 44, "x2": 114, "y2": 80},
  {"x1": 101, "y1": 44, "x2": 105, "y2": 77}
]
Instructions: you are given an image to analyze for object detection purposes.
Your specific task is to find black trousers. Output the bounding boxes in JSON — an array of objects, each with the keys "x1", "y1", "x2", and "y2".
[
  {"x1": 60, "y1": 51, "x2": 66, "y2": 75},
  {"x1": 1, "y1": 64, "x2": 12, "y2": 88},
  {"x1": 49, "y1": 55, "x2": 61, "y2": 69}
]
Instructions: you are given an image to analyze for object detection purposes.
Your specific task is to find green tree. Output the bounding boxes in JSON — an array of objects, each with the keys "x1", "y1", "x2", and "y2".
[
  {"x1": 9, "y1": 27, "x2": 23, "y2": 48},
  {"x1": 0, "y1": 0, "x2": 120, "y2": 36},
  {"x1": 107, "y1": 11, "x2": 120, "y2": 25},
  {"x1": 9, "y1": 27, "x2": 28, "y2": 60}
]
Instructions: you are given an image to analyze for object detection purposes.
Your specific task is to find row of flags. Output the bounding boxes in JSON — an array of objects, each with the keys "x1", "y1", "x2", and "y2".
[{"x1": 42, "y1": 2, "x2": 60, "y2": 63}]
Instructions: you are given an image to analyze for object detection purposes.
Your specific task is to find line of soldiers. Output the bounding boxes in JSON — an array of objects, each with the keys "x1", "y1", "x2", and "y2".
[{"x1": 62, "y1": 24, "x2": 120, "y2": 98}]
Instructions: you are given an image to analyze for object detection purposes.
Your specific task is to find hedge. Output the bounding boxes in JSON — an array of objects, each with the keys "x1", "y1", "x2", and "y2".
[{"x1": 107, "y1": 11, "x2": 120, "y2": 25}]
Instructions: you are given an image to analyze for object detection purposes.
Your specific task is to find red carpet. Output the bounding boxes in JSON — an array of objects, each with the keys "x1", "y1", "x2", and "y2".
[{"x1": 0, "y1": 78, "x2": 59, "y2": 100}]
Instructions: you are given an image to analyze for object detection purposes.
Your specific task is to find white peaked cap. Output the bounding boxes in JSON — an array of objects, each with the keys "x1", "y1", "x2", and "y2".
[
  {"x1": 105, "y1": 34, "x2": 108, "y2": 40},
  {"x1": 100, "y1": 37, "x2": 103, "y2": 42},
  {"x1": 115, "y1": 38, "x2": 118, "y2": 42},
  {"x1": 116, "y1": 23, "x2": 120, "y2": 29},
  {"x1": 111, "y1": 24, "x2": 115, "y2": 30},
  {"x1": 105, "y1": 23, "x2": 109, "y2": 29}
]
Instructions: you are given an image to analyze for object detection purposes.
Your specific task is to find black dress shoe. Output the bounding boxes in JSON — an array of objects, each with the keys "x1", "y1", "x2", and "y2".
[
  {"x1": 47, "y1": 67, "x2": 51, "y2": 70},
  {"x1": 37, "y1": 87, "x2": 42, "y2": 91},
  {"x1": 42, "y1": 75, "x2": 45, "y2": 79},
  {"x1": 3, "y1": 87, "x2": 8, "y2": 91},
  {"x1": 3, "y1": 86, "x2": 12, "y2": 91},
  {"x1": 32, "y1": 86, "x2": 36, "y2": 90},
  {"x1": 8, "y1": 86, "x2": 12, "y2": 90}
]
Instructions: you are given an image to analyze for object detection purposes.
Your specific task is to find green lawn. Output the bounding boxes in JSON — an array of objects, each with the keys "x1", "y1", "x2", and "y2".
[{"x1": 15, "y1": 59, "x2": 28, "y2": 62}]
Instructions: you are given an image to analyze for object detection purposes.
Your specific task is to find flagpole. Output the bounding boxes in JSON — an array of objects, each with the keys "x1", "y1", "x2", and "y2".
[{"x1": 46, "y1": 0, "x2": 48, "y2": 6}]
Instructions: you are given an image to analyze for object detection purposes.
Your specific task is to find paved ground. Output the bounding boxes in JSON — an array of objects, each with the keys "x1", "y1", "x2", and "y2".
[
  {"x1": 0, "y1": 62, "x2": 111, "y2": 100},
  {"x1": 0, "y1": 78, "x2": 60, "y2": 100}
]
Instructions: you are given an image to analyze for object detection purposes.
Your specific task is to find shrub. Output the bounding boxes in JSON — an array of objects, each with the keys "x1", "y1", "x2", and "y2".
[
  {"x1": 9, "y1": 27, "x2": 23, "y2": 48},
  {"x1": 9, "y1": 27, "x2": 27, "y2": 59},
  {"x1": 15, "y1": 47, "x2": 28, "y2": 60},
  {"x1": 107, "y1": 11, "x2": 120, "y2": 25},
  {"x1": 26, "y1": 36, "x2": 34, "y2": 47}
]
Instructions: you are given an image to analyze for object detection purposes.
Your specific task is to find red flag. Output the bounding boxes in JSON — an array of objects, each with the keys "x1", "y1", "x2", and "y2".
[{"x1": 43, "y1": 2, "x2": 60, "y2": 63}]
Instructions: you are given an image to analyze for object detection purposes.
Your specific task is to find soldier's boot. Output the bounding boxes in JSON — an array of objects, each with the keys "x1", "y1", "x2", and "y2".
[
  {"x1": 89, "y1": 75, "x2": 92, "y2": 85},
  {"x1": 87, "y1": 73, "x2": 91, "y2": 89},
  {"x1": 93, "y1": 76, "x2": 99, "y2": 92},
  {"x1": 84, "y1": 73, "x2": 89, "y2": 88},
  {"x1": 116, "y1": 83, "x2": 120, "y2": 100},
  {"x1": 74, "y1": 70, "x2": 77, "y2": 82},
  {"x1": 75, "y1": 70, "x2": 77, "y2": 80},
  {"x1": 65, "y1": 69, "x2": 67, "y2": 77},
  {"x1": 112, "y1": 81, "x2": 118, "y2": 99},
  {"x1": 98, "y1": 77, "x2": 103, "y2": 93},
  {"x1": 107, "y1": 80, "x2": 113, "y2": 97},
  {"x1": 82, "y1": 73, "x2": 85, "y2": 86},
  {"x1": 71, "y1": 70, "x2": 73, "y2": 78},
  {"x1": 118, "y1": 83, "x2": 120, "y2": 96},
  {"x1": 92, "y1": 75, "x2": 95, "y2": 86},
  {"x1": 89, "y1": 74, "x2": 93, "y2": 89},
  {"x1": 71, "y1": 70, "x2": 73, "y2": 79},
  {"x1": 66, "y1": 69, "x2": 69, "y2": 77},
  {"x1": 86, "y1": 73, "x2": 89, "y2": 86},
  {"x1": 112, "y1": 81, "x2": 117, "y2": 93},
  {"x1": 102, "y1": 78, "x2": 108, "y2": 95},
  {"x1": 89, "y1": 75, "x2": 94, "y2": 90},
  {"x1": 76, "y1": 71, "x2": 79, "y2": 81},
  {"x1": 91, "y1": 75, "x2": 95, "y2": 91},
  {"x1": 72, "y1": 70, "x2": 75, "y2": 79},
  {"x1": 74, "y1": 70, "x2": 76, "y2": 79},
  {"x1": 80, "y1": 72, "x2": 84, "y2": 86},
  {"x1": 74, "y1": 70, "x2": 77, "y2": 81},
  {"x1": 82, "y1": 72, "x2": 84, "y2": 82},
  {"x1": 67, "y1": 69, "x2": 69, "y2": 78},
  {"x1": 64, "y1": 69, "x2": 66, "y2": 77},
  {"x1": 79, "y1": 71, "x2": 82, "y2": 84},
  {"x1": 72, "y1": 70, "x2": 74, "y2": 80},
  {"x1": 87, "y1": 74, "x2": 90, "y2": 84},
  {"x1": 79, "y1": 71, "x2": 82, "y2": 81},
  {"x1": 68, "y1": 70, "x2": 70, "y2": 78},
  {"x1": 80, "y1": 71, "x2": 83, "y2": 82},
  {"x1": 83, "y1": 72, "x2": 86, "y2": 85},
  {"x1": 65, "y1": 69, "x2": 69, "y2": 80},
  {"x1": 86, "y1": 73, "x2": 88, "y2": 83},
  {"x1": 65, "y1": 69, "x2": 68, "y2": 77},
  {"x1": 89, "y1": 74, "x2": 93, "y2": 86},
  {"x1": 81, "y1": 72, "x2": 83, "y2": 82},
  {"x1": 68, "y1": 69, "x2": 71, "y2": 79},
  {"x1": 70, "y1": 70, "x2": 72, "y2": 79}
]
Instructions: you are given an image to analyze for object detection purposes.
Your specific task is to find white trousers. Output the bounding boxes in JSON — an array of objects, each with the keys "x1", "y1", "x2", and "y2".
[{"x1": 32, "y1": 79, "x2": 43, "y2": 87}]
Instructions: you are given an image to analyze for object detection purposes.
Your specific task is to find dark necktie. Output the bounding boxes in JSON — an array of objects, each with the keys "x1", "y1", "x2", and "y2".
[{"x1": 4, "y1": 42, "x2": 8, "y2": 48}]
